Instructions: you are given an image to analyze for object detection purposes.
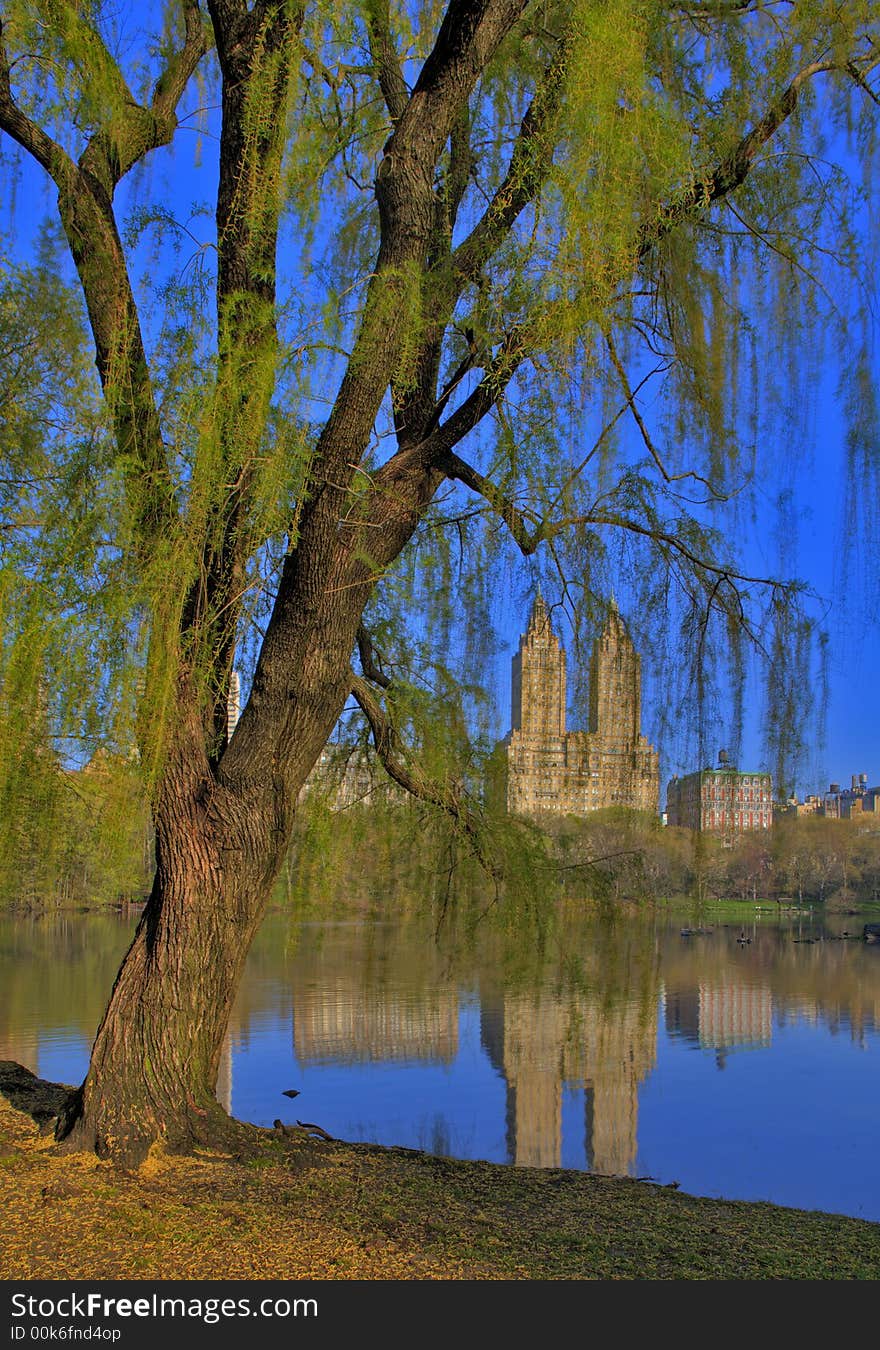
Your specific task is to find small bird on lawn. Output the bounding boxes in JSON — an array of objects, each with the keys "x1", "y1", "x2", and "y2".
[{"x1": 282, "y1": 1089, "x2": 300, "y2": 1098}]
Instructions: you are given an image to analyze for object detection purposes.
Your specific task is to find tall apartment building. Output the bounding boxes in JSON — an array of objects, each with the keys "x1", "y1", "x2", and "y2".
[
  {"x1": 665, "y1": 752, "x2": 772, "y2": 839},
  {"x1": 227, "y1": 670, "x2": 241, "y2": 741},
  {"x1": 503, "y1": 594, "x2": 660, "y2": 818}
]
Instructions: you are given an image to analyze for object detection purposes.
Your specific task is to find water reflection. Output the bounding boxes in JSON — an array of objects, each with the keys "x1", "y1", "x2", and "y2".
[
  {"x1": 1, "y1": 907, "x2": 879, "y2": 1219},
  {"x1": 479, "y1": 988, "x2": 658, "y2": 1173},
  {"x1": 290, "y1": 927, "x2": 458, "y2": 1067},
  {"x1": 665, "y1": 984, "x2": 773, "y2": 1066}
]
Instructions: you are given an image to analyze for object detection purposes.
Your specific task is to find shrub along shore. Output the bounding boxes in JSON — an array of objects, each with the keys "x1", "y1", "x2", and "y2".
[{"x1": 1, "y1": 1088, "x2": 878, "y2": 1280}]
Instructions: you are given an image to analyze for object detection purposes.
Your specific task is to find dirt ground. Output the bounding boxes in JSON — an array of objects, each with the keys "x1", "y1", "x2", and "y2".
[{"x1": 2, "y1": 1088, "x2": 880, "y2": 1281}]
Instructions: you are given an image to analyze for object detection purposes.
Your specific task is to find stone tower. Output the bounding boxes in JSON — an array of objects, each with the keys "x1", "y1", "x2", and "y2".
[
  {"x1": 589, "y1": 597, "x2": 641, "y2": 746},
  {"x1": 510, "y1": 592, "x2": 566, "y2": 738},
  {"x1": 503, "y1": 595, "x2": 660, "y2": 817}
]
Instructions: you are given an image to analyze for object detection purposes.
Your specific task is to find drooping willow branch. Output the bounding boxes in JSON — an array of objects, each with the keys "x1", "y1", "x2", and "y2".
[
  {"x1": 604, "y1": 330, "x2": 734, "y2": 501},
  {"x1": 356, "y1": 624, "x2": 392, "y2": 689},
  {"x1": 639, "y1": 56, "x2": 878, "y2": 258},
  {"x1": 436, "y1": 446, "x2": 800, "y2": 620},
  {"x1": 348, "y1": 671, "x2": 503, "y2": 888}
]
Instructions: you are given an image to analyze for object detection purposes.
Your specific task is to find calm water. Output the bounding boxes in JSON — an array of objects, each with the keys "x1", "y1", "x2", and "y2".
[{"x1": 2, "y1": 905, "x2": 879, "y2": 1223}]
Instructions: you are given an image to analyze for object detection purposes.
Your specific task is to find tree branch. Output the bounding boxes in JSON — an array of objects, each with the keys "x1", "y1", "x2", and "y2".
[
  {"x1": 349, "y1": 321, "x2": 531, "y2": 573},
  {"x1": 0, "y1": 23, "x2": 73, "y2": 184},
  {"x1": 640, "y1": 59, "x2": 839, "y2": 258},
  {"x1": 604, "y1": 330, "x2": 731, "y2": 498},
  {"x1": 26, "y1": 0, "x2": 208, "y2": 193},
  {"x1": 390, "y1": 29, "x2": 568, "y2": 451},
  {"x1": 304, "y1": 1, "x2": 531, "y2": 490},
  {"x1": 349, "y1": 671, "x2": 503, "y2": 884},
  {"x1": 0, "y1": 24, "x2": 178, "y2": 555},
  {"x1": 436, "y1": 449, "x2": 543, "y2": 554},
  {"x1": 433, "y1": 444, "x2": 800, "y2": 617},
  {"x1": 445, "y1": 30, "x2": 570, "y2": 294},
  {"x1": 356, "y1": 625, "x2": 392, "y2": 688},
  {"x1": 364, "y1": 0, "x2": 409, "y2": 124},
  {"x1": 425, "y1": 322, "x2": 531, "y2": 457},
  {"x1": 151, "y1": 2, "x2": 212, "y2": 127},
  {"x1": 844, "y1": 56, "x2": 880, "y2": 108}
]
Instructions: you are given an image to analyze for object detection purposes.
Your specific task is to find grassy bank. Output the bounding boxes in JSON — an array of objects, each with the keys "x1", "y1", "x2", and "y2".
[{"x1": 1, "y1": 1095, "x2": 878, "y2": 1280}]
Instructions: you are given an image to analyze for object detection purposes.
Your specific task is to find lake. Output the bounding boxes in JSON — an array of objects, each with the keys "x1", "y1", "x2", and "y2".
[{"x1": 1, "y1": 904, "x2": 878, "y2": 1223}]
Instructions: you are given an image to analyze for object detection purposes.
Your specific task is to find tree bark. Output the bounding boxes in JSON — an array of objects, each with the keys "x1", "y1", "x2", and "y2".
[
  {"x1": 58, "y1": 572, "x2": 370, "y2": 1164},
  {"x1": 56, "y1": 720, "x2": 279, "y2": 1162}
]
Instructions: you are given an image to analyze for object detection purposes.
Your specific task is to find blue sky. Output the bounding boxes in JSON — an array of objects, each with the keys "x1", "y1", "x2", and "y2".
[
  {"x1": 482, "y1": 370, "x2": 879, "y2": 799},
  {"x1": 3, "y1": 19, "x2": 878, "y2": 806}
]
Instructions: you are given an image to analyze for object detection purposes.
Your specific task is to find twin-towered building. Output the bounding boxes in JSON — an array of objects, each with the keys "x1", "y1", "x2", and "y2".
[
  {"x1": 502, "y1": 595, "x2": 776, "y2": 839},
  {"x1": 306, "y1": 591, "x2": 775, "y2": 835},
  {"x1": 502, "y1": 594, "x2": 660, "y2": 817}
]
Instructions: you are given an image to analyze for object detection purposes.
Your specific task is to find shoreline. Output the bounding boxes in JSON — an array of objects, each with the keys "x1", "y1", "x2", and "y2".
[{"x1": 1, "y1": 1090, "x2": 878, "y2": 1281}]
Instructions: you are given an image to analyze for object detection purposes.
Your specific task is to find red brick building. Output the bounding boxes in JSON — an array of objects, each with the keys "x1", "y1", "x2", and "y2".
[{"x1": 666, "y1": 752, "x2": 772, "y2": 841}]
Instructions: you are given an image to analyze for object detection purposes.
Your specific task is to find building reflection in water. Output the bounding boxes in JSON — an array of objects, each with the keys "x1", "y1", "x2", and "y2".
[
  {"x1": 480, "y1": 989, "x2": 658, "y2": 1175},
  {"x1": 4, "y1": 911, "x2": 879, "y2": 1186},
  {"x1": 292, "y1": 979, "x2": 458, "y2": 1066},
  {"x1": 215, "y1": 1035, "x2": 233, "y2": 1113},
  {"x1": 664, "y1": 982, "x2": 773, "y2": 1069},
  {"x1": 0, "y1": 1029, "x2": 40, "y2": 1076}
]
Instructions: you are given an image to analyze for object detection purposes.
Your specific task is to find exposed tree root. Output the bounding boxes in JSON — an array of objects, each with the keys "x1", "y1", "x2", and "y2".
[{"x1": 1, "y1": 1061, "x2": 264, "y2": 1169}]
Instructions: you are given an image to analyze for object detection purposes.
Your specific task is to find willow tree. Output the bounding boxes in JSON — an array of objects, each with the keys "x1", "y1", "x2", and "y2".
[{"x1": 0, "y1": 0, "x2": 877, "y2": 1161}]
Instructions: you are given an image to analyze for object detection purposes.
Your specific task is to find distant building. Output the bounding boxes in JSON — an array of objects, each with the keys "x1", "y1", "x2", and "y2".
[
  {"x1": 777, "y1": 773, "x2": 880, "y2": 821},
  {"x1": 227, "y1": 670, "x2": 241, "y2": 741},
  {"x1": 775, "y1": 793, "x2": 823, "y2": 820},
  {"x1": 300, "y1": 744, "x2": 403, "y2": 810},
  {"x1": 666, "y1": 751, "x2": 772, "y2": 840},
  {"x1": 502, "y1": 595, "x2": 660, "y2": 818},
  {"x1": 822, "y1": 774, "x2": 880, "y2": 819}
]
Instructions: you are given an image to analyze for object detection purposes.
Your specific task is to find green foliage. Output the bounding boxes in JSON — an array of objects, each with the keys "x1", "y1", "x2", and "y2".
[
  {"x1": 0, "y1": 750, "x2": 152, "y2": 908},
  {"x1": 0, "y1": 255, "x2": 140, "y2": 755},
  {"x1": 0, "y1": 1, "x2": 878, "y2": 907}
]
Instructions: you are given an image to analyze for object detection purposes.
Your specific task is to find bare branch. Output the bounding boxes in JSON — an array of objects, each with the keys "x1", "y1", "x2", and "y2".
[
  {"x1": 351, "y1": 322, "x2": 531, "y2": 569},
  {"x1": 436, "y1": 448, "x2": 542, "y2": 555},
  {"x1": 604, "y1": 330, "x2": 731, "y2": 499},
  {"x1": 580, "y1": 510, "x2": 794, "y2": 596},
  {"x1": 434, "y1": 445, "x2": 800, "y2": 611},
  {"x1": 844, "y1": 56, "x2": 880, "y2": 108},
  {"x1": 425, "y1": 330, "x2": 480, "y2": 434},
  {"x1": 423, "y1": 322, "x2": 531, "y2": 457}
]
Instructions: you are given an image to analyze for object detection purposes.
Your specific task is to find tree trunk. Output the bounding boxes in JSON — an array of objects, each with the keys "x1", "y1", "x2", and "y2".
[
  {"x1": 57, "y1": 581, "x2": 366, "y2": 1164},
  {"x1": 56, "y1": 720, "x2": 295, "y2": 1164}
]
